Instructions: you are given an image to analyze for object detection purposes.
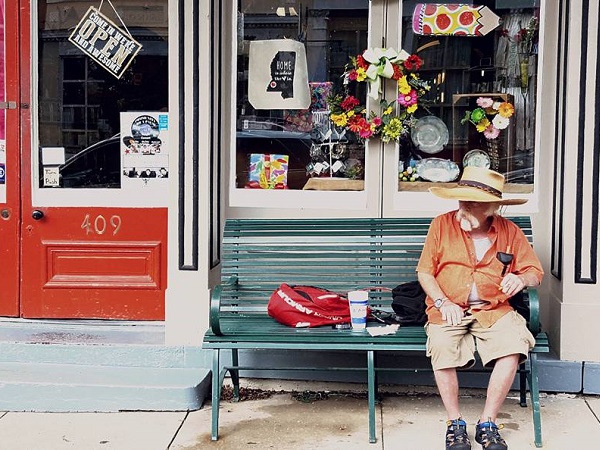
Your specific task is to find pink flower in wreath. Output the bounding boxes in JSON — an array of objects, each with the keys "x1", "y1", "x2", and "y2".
[
  {"x1": 371, "y1": 116, "x2": 383, "y2": 127},
  {"x1": 483, "y1": 124, "x2": 500, "y2": 139},
  {"x1": 398, "y1": 89, "x2": 418, "y2": 107},
  {"x1": 359, "y1": 127, "x2": 374, "y2": 139},
  {"x1": 476, "y1": 97, "x2": 494, "y2": 108}
]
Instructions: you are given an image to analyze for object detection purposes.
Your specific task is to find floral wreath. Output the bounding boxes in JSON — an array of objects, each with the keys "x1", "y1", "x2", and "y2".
[{"x1": 327, "y1": 47, "x2": 430, "y2": 143}]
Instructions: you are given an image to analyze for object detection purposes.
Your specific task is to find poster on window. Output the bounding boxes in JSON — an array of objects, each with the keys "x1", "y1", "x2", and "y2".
[
  {"x1": 248, "y1": 39, "x2": 310, "y2": 110},
  {"x1": 0, "y1": 0, "x2": 5, "y2": 202},
  {"x1": 68, "y1": 6, "x2": 142, "y2": 79},
  {"x1": 120, "y1": 112, "x2": 169, "y2": 203},
  {"x1": 412, "y1": 3, "x2": 500, "y2": 37}
]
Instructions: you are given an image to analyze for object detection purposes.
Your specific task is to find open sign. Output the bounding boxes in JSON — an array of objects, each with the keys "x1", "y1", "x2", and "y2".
[{"x1": 68, "y1": 6, "x2": 142, "y2": 79}]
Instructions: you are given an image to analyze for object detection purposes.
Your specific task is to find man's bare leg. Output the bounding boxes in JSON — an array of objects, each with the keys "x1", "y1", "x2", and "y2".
[
  {"x1": 480, "y1": 354, "x2": 520, "y2": 422},
  {"x1": 434, "y1": 367, "x2": 462, "y2": 419}
]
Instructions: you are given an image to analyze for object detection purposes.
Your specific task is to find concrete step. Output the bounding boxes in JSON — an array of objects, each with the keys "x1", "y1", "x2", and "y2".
[
  {"x1": 0, "y1": 341, "x2": 201, "y2": 368},
  {"x1": 0, "y1": 361, "x2": 210, "y2": 412},
  {"x1": 0, "y1": 320, "x2": 211, "y2": 412}
]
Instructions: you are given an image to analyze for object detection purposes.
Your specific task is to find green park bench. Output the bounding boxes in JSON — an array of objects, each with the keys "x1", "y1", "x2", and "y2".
[{"x1": 203, "y1": 217, "x2": 549, "y2": 447}]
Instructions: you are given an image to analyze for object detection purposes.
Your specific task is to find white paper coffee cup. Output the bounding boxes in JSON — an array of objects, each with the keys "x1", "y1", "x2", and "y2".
[{"x1": 348, "y1": 290, "x2": 368, "y2": 330}]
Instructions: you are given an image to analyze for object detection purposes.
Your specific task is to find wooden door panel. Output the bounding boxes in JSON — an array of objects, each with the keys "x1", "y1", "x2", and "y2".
[
  {"x1": 20, "y1": 207, "x2": 166, "y2": 320},
  {"x1": 44, "y1": 242, "x2": 161, "y2": 288}
]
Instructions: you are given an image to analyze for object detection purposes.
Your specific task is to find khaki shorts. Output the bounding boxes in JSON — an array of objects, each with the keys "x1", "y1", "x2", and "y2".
[{"x1": 425, "y1": 310, "x2": 535, "y2": 371}]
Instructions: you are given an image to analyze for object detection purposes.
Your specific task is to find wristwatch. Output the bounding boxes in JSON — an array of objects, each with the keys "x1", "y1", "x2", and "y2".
[{"x1": 434, "y1": 297, "x2": 447, "y2": 309}]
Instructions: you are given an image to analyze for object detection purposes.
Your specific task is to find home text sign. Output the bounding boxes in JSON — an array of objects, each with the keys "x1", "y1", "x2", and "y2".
[{"x1": 68, "y1": 6, "x2": 142, "y2": 79}]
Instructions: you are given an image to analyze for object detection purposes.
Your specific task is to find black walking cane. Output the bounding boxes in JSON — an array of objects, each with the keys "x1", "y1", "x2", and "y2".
[{"x1": 496, "y1": 246, "x2": 514, "y2": 276}]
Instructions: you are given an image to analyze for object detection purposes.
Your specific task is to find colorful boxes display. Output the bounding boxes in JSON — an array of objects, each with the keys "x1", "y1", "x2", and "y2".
[
  {"x1": 247, "y1": 153, "x2": 289, "y2": 189},
  {"x1": 309, "y1": 81, "x2": 332, "y2": 111},
  {"x1": 283, "y1": 82, "x2": 333, "y2": 132}
]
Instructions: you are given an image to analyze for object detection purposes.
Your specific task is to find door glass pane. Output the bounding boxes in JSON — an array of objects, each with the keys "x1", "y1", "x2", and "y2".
[
  {"x1": 236, "y1": 1, "x2": 369, "y2": 191},
  {"x1": 400, "y1": 1, "x2": 540, "y2": 191},
  {"x1": 37, "y1": 0, "x2": 168, "y2": 189}
]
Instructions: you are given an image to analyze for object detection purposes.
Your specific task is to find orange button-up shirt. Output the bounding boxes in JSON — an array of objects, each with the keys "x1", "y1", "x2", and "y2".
[{"x1": 417, "y1": 211, "x2": 544, "y2": 327}]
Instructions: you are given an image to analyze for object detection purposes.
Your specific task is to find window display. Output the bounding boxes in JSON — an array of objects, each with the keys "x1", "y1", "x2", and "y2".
[
  {"x1": 235, "y1": 1, "x2": 540, "y2": 196},
  {"x1": 401, "y1": 1, "x2": 539, "y2": 190},
  {"x1": 235, "y1": 1, "x2": 369, "y2": 190}
]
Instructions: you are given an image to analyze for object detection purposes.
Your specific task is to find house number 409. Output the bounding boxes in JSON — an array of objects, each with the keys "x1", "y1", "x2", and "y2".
[{"x1": 81, "y1": 214, "x2": 122, "y2": 236}]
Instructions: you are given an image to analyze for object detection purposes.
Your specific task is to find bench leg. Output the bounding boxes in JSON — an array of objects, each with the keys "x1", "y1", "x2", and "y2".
[
  {"x1": 519, "y1": 361, "x2": 527, "y2": 407},
  {"x1": 527, "y1": 353, "x2": 543, "y2": 447},
  {"x1": 367, "y1": 350, "x2": 377, "y2": 444},
  {"x1": 211, "y1": 349, "x2": 221, "y2": 441},
  {"x1": 374, "y1": 351, "x2": 381, "y2": 404},
  {"x1": 231, "y1": 349, "x2": 240, "y2": 401}
]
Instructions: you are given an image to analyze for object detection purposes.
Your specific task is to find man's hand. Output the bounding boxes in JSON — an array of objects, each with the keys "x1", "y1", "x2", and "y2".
[
  {"x1": 440, "y1": 301, "x2": 465, "y2": 326},
  {"x1": 500, "y1": 273, "x2": 525, "y2": 297}
]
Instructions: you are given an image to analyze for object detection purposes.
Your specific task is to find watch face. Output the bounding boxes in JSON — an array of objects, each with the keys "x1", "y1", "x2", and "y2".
[{"x1": 434, "y1": 298, "x2": 444, "y2": 308}]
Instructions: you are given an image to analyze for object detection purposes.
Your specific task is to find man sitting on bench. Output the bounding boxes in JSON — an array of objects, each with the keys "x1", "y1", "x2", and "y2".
[{"x1": 416, "y1": 167, "x2": 544, "y2": 450}]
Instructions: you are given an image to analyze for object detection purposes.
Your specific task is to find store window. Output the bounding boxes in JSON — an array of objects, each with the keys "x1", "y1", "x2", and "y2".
[
  {"x1": 234, "y1": 1, "x2": 540, "y2": 195},
  {"x1": 235, "y1": 1, "x2": 369, "y2": 191},
  {"x1": 400, "y1": 1, "x2": 539, "y2": 192},
  {"x1": 37, "y1": 0, "x2": 168, "y2": 189}
]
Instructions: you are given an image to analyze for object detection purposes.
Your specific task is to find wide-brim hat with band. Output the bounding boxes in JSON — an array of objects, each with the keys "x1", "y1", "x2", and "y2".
[{"x1": 429, "y1": 166, "x2": 528, "y2": 205}]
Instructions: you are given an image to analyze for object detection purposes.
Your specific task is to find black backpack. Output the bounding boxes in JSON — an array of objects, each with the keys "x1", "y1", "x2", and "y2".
[
  {"x1": 391, "y1": 281, "x2": 427, "y2": 326},
  {"x1": 391, "y1": 281, "x2": 530, "y2": 326}
]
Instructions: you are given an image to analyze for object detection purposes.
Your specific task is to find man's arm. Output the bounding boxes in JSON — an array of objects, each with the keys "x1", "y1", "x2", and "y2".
[
  {"x1": 417, "y1": 271, "x2": 446, "y2": 302},
  {"x1": 500, "y1": 271, "x2": 540, "y2": 297},
  {"x1": 500, "y1": 226, "x2": 544, "y2": 296},
  {"x1": 417, "y1": 271, "x2": 464, "y2": 326}
]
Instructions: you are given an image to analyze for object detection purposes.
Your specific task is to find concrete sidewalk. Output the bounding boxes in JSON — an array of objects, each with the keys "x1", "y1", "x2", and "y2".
[{"x1": 0, "y1": 380, "x2": 598, "y2": 449}]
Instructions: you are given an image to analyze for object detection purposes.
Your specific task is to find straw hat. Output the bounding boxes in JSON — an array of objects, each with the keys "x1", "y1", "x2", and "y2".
[{"x1": 429, "y1": 166, "x2": 527, "y2": 205}]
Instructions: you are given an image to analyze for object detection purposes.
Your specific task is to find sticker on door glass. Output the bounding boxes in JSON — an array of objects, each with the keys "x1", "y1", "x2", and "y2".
[
  {"x1": 120, "y1": 112, "x2": 169, "y2": 196},
  {"x1": 39, "y1": 147, "x2": 66, "y2": 188},
  {"x1": 42, "y1": 167, "x2": 60, "y2": 187}
]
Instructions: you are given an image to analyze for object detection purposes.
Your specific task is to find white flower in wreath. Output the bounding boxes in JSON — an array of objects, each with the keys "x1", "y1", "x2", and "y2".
[
  {"x1": 362, "y1": 47, "x2": 411, "y2": 99},
  {"x1": 492, "y1": 114, "x2": 510, "y2": 130}
]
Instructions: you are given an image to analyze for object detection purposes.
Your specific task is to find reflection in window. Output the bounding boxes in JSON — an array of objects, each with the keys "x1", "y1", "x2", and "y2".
[
  {"x1": 236, "y1": 1, "x2": 369, "y2": 190},
  {"x1": 37, "y1": 0, "x2": 168, "y2": 188}
]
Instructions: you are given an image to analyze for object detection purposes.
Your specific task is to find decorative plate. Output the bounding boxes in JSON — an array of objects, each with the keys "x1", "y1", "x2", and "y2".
[
  {"x1": 411, "y1": 116, "x2": 449, "y2": 154},
  {"x1": 463, "y1": 149, "x2": 491, "y2": 168},
  {"x1": 416, "y1": 158, "x2": 460, "y2": 182}
]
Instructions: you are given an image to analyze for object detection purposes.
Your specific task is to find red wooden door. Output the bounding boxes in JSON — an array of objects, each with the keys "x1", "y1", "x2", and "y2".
[
  {"x1": 0, "y1": 0, "x2": 20, "y2": 316},
  {"x1": 16, "y1": 0, "x2": 168, "y2": 320},
  {"x1": 20, "y1": 207, "x2": 167, "y2": 320}
]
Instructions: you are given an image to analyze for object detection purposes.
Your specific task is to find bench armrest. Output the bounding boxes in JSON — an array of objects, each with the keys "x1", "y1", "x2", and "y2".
[
  {"x1": 526, "y1": 287, "x2": 541, "y2": 336},
  {"x1": 210, "y1": 275, "x2": 239, "y2": 336}
]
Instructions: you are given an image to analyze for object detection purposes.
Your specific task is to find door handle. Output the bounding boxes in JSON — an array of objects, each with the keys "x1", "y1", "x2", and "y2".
[{"x1": 32, "y1": 210, "x2": 45, "y2": 220}]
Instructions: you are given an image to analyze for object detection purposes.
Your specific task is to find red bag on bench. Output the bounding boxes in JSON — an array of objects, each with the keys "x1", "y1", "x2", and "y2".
[{"x1": 268, "y1": 284, "x2": 352, "y2": 328}]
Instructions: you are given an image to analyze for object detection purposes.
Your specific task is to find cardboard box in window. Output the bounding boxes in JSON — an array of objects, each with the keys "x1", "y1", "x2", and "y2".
[
  {"x1": 452, "y1": 93, "x2": 515, "y2": 173},
  {"x1": 246, "y1": 153, "x2": 289, "y2": 189}
]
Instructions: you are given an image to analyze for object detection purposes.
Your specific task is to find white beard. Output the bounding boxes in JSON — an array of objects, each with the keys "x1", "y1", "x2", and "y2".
[{"x1": 456, "y1": 209, "x2": 481, "y2": 232}]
